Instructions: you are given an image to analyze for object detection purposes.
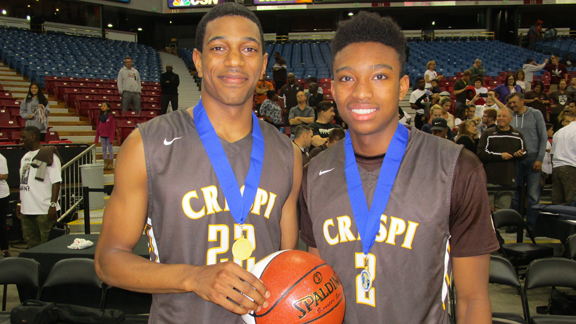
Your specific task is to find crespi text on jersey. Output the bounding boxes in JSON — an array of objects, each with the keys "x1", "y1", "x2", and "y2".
[
  {"x1": 181, "y1": 185, "x2": 277, "y2": 220},
  {"x1": 323, "y1": 215, "x2": 419, "y2": 249}
]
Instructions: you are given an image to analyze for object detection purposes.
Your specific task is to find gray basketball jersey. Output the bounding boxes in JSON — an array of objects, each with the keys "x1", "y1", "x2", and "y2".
[
  {"x1": 139, "y1": 109, "x2": 294, "y2": 324},
  {"x1": 305, "y1": 128, "x2": 462, "y2": 324}
]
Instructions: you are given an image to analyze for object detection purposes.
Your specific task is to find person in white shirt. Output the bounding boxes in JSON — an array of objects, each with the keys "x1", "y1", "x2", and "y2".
[
  {"x1": 475, "y1": 91, "x2": 501, "y2": 119},
  {"x1": 17, "y1": 126, "x2": 62, "y2": 249},
  {"x1": 551, "y1": 114, "x2": 576, "y2": 205},
  {"x1": 0, "y1": 153, "x2": 9, "y2": 258},
  {"x1": 424, "y1": 60, "x2": 443, "y2": 89},
  {"x1": 410, "y1": 77, "x2": 430, "y2": 129},
  {"x1": 542, "y1": 123, "x2": 554, "y2": 176},
  {"x1": 523, "y1": 58, "x2": 549, "y2": 92}
]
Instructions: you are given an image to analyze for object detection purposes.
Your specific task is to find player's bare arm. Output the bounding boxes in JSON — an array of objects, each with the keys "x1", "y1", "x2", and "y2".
[
  {"x1": 279, "y1": 144, "x2": 303, "y2": 250},
  {"x1": 453, "y1": 254, "x2": 492, "y2": 324},
  {"x1": 95, "y1": 130, "x2": 269, "y2": 315}
]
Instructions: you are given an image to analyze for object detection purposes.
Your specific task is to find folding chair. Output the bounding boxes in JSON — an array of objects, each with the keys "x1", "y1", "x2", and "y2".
[
  {"x1": 524, "y1": 258, "x2": 576, "y2": 323},
  {"x1": 39, "y1": 258, "x2": 106, "y2": 309},
  {"x1": 490, "y1": 255, "x2": 528, "y2": 324},
  {"x1": 0, "y1": 258, "x2": 41, "y2": 311},
  {"x1": 493, "y1": 209, "x2": 554, "y2": 273}
]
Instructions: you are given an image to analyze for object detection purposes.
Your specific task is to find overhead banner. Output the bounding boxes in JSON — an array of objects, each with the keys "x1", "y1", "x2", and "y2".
[
  {"x1": 254, "y1": 0, "x2": 312, "y2": 4},
  {"x1": 168, "y1": 0, "x2": 219, "y2": 8}
]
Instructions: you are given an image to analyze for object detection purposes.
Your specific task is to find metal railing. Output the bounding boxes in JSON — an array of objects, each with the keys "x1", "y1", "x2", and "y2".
[{"x1": 58, "y1": 144, "x2": 96, "y2": 222}]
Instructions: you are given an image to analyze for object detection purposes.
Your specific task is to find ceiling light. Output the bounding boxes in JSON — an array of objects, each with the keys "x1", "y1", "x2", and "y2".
[
  {"x1": 56, "y1": 8, "x2": 59, "y2": 11},
  {"x1": 107, "y1": 23, "x2": 113, "y2": 28},
  {"x1": 348, "y1": 12, "x2": 353, "y2": 16},
  {"x1": 432, "y1": 21, "x2": 435, "y2": 25},
  {"x1": 138, "y1": 28, "x2": 142, "y2": 31},
  {"x1": 1, "y1": 10, "x2": 6, "y2": 15}
]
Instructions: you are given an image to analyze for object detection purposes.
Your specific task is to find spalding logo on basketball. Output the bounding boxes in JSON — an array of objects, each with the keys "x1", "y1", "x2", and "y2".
[{"x1": 242, "y1": 250, "x2": 346, "y2": 324}]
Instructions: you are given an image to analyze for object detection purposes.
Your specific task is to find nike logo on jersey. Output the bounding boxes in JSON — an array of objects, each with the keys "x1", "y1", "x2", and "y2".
[
  {"x1": 164, "y1": 137, "x2": 183, "y2": 145},
  {"x1": 319, "y1": 168, "x2": 335, "y2": 176}
]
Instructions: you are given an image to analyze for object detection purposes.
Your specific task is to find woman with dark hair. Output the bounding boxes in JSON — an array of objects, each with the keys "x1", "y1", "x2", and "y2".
[
  {"x1": 515, "y1": 69, "x2": 526, "y2": 92},
  {"x1": 456, "y1": 120, "x2": 479, "y2": 154},
  {"x1": 493, "y1": 74, "x2": 524, "y2": 103},
  {"x1": 19, "y1": 82, "x2": 50, "y2": 142},
  {"x1": 548, "y1": 79, "x2": 572, "y2": 130},
  {"x1": 454, "y1": 105, "x2": 469, "y2": 128},
  {"x1": 524, "y1": 80, "x2": 550, "y2": 122}
]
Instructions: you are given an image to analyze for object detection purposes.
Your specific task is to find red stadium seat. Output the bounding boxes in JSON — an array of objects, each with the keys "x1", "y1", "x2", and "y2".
[
  {"x1": 44, "y1": 131, "x2": 61, "y2": 142},
  {"x1": 0, "y1": 92, "x2": 12, "y2": 99},
  {"x1": 116, "y1": 120, "x2": 137, "y2": 144},
  {"x1": 11, "y1": 131, "x2": 21, "y2": 143},
  {"x1": 0, "y1": 100, "x2": 21, "y2": 109},
  {"x1": 141, "y1": 111, "x2": 158, "y2": 120},
  {"x1": 0, "y1": 120, "x2": 20, "y2": 133},
  {"x1": 0, "y1": 132, "x2": 10, "y2": 142},
  {"x1": 142, "y1": 102, "x2": 160, "y2": 111},
  {"x1": 0, "y1": 109, "x2": 11, "y2": 121}
]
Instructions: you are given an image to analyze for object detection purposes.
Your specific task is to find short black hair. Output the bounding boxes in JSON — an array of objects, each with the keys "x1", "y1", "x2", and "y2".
[
  {"x1": 316, "y1": 101, "x2": 334, "y2": 114},
  {"x1": 23, "y1": 126, "x2": 41, "y2": 141},
  {"x1": 545, "y1": 123, "x2": 554, "y2": 131},
  {"x1": 266, "y1": 90, "x2": 277, "y2": 99},
  {"x1": 294, "y1": 125, "x2": 312, "y2": 139},
  {"x1": 195, "y1": 3, "x2": 264, "y2": 54},
  {"x1": 416, "y1": 77, "x2": 425, "y2": 83},
  {"x1": 328, "y1": 128, "x2": 345, "y2": 143},
  {"x1": 526, "y1": 58, "x2": 534, "y2": 64},
  {"x1": 331, "y1": 11, "x2": 406, "y2": 75},
  {"x1": 125, "y1": 56, "x2": 132, "y2": 61}
]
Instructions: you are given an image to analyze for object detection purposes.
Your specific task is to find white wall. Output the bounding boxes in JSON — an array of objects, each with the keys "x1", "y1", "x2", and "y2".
[
  {"x1": 77, "y1": 0, "x2": 164, "y2": 13},
  {"x1": 106, "y1": 30, "x2": 138, "y2": 42}
]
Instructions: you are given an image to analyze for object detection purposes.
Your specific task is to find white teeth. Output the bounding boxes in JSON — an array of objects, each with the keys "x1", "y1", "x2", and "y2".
[{"x1": 351, "y1": 109, "x2": 376, "y2": 115}]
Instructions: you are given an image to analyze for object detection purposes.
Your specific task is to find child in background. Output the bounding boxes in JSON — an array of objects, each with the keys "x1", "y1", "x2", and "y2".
[
  {"x1": 542, "y1": 123, "x2": 554, "y2": 185},
  {"x1": 94, "y1": 102, "x2": 115, "y2": 170}
]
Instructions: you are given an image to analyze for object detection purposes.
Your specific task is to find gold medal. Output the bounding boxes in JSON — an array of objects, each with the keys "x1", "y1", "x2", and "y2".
[
  {"x1": 232, "y1": 235, "x2": 253, "y2": 261},
  {"x1": 361, "y1": 269, "x2": 371, "y2": 292}
]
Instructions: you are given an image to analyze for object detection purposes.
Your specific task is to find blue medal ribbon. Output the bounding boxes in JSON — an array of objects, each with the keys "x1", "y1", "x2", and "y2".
[
  {"x1": 193, "y1": 99, "x2": 265, "y2": 225},
  {"x1": 344, "y1": 123, "x2": 409, "y2": 255}
]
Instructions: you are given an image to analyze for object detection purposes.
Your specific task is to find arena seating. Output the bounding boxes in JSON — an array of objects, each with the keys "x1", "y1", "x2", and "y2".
[
  {"x1": 405, "y1": 39, "x2": 551, "y2": 86},
  {"x1": 0, "y1": 28, "x2": 161, "y2": 89},
  {"x1": 534, "y1": 38, "x2": 576, "y2": 58}
]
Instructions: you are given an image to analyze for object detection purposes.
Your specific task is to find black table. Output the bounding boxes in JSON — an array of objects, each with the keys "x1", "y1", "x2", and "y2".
[
  {"x1": 18, "y1": 234, "x2": 152, "y2": 314},
  {"x1": 0, "y1": 312, "x2": 149, "y2": 323},
  {"x1": 533, "y1": 213, "x2": 576, "y2": 243},
  {"x1": 20, "y1": 234, "x2": 149, "y2": 280}
]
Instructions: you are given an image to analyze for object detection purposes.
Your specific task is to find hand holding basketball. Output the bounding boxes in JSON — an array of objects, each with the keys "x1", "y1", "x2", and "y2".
[{"x1": 192, "y1": 261, "x2": 270, "y2": 315}]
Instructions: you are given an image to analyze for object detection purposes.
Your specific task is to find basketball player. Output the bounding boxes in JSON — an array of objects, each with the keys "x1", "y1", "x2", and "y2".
[
  {"x1": 95, "y1": 4, "x2": 301, "y2": 323},
  {"x1": 299, "y1": 12, "x2": 499, "y2": 323}
]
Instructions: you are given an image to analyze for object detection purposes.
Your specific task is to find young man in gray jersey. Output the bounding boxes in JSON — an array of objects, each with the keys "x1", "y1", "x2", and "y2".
[
  {"x1": 95, "y1": 4, "x2": 301, "y2": 323},
  {"x1": 300, "y1": 12, "x2": 498, "y2": 324}
]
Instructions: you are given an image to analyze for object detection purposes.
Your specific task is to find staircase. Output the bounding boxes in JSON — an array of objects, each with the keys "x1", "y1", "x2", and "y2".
[
  {"x1": 0, "y1": 63, "x2": 95, "y2": 142},
  {"x1": 158, "y1": 52, "x2": 201, "y2": 109}
]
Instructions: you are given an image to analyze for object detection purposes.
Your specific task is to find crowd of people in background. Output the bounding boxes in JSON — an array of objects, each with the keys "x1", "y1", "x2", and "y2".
[{"x1": 412, "y1": 55, "x2": 576, "y2": 216}]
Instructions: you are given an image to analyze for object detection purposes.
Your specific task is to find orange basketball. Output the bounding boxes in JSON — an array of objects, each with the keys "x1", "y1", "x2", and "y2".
[{"x1": 242, "y1": 250, "x2": 345, "y2": 324}]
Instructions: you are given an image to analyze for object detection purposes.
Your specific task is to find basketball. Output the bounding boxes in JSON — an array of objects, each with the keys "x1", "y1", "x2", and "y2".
[{"x1": 242, "y1": 250, "x2": 345, "y2": 324}]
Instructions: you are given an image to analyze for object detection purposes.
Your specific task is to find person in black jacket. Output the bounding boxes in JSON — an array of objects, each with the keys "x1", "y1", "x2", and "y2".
[
  {"x1": 160, "y1": 64, "x2": 180, "y2": 114},
  {"x1": 477, "y1": 107, "x2": 527, "y2": 211}
]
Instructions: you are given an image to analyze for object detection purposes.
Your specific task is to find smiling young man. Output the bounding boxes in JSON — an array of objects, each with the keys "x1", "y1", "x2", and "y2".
[
  {"x1": 95, "y1": 4, "x2": 301, "y2": 324},
  {"x1": 299, "y1": 12, "x2": 498, "y2": 324}
]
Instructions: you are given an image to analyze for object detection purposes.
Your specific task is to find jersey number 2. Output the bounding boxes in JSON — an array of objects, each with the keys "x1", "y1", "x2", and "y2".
[
  {"x1": 207, "y1": 224, "x2": 256, "y2": 270},
  {"x1": 355, "y1": 253, "x2": 376, "y2": 307}
]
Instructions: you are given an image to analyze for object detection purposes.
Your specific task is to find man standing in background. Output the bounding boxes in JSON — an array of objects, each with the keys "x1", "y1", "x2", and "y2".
[
  {"x1": 117, "y1": 56, "x2": 142, "y2": 114},
  {"x1": 160, "y1": 64, "x2": 180, "y2": 115},
  {"x1": 272, "y1": 52, "x2": 287, "y2": 90}
]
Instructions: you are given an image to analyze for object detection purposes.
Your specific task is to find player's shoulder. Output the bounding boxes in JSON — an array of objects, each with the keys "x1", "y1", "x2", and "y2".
[{"x1": 456, "y1": 146, "x2": 483, "y2": 171}]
